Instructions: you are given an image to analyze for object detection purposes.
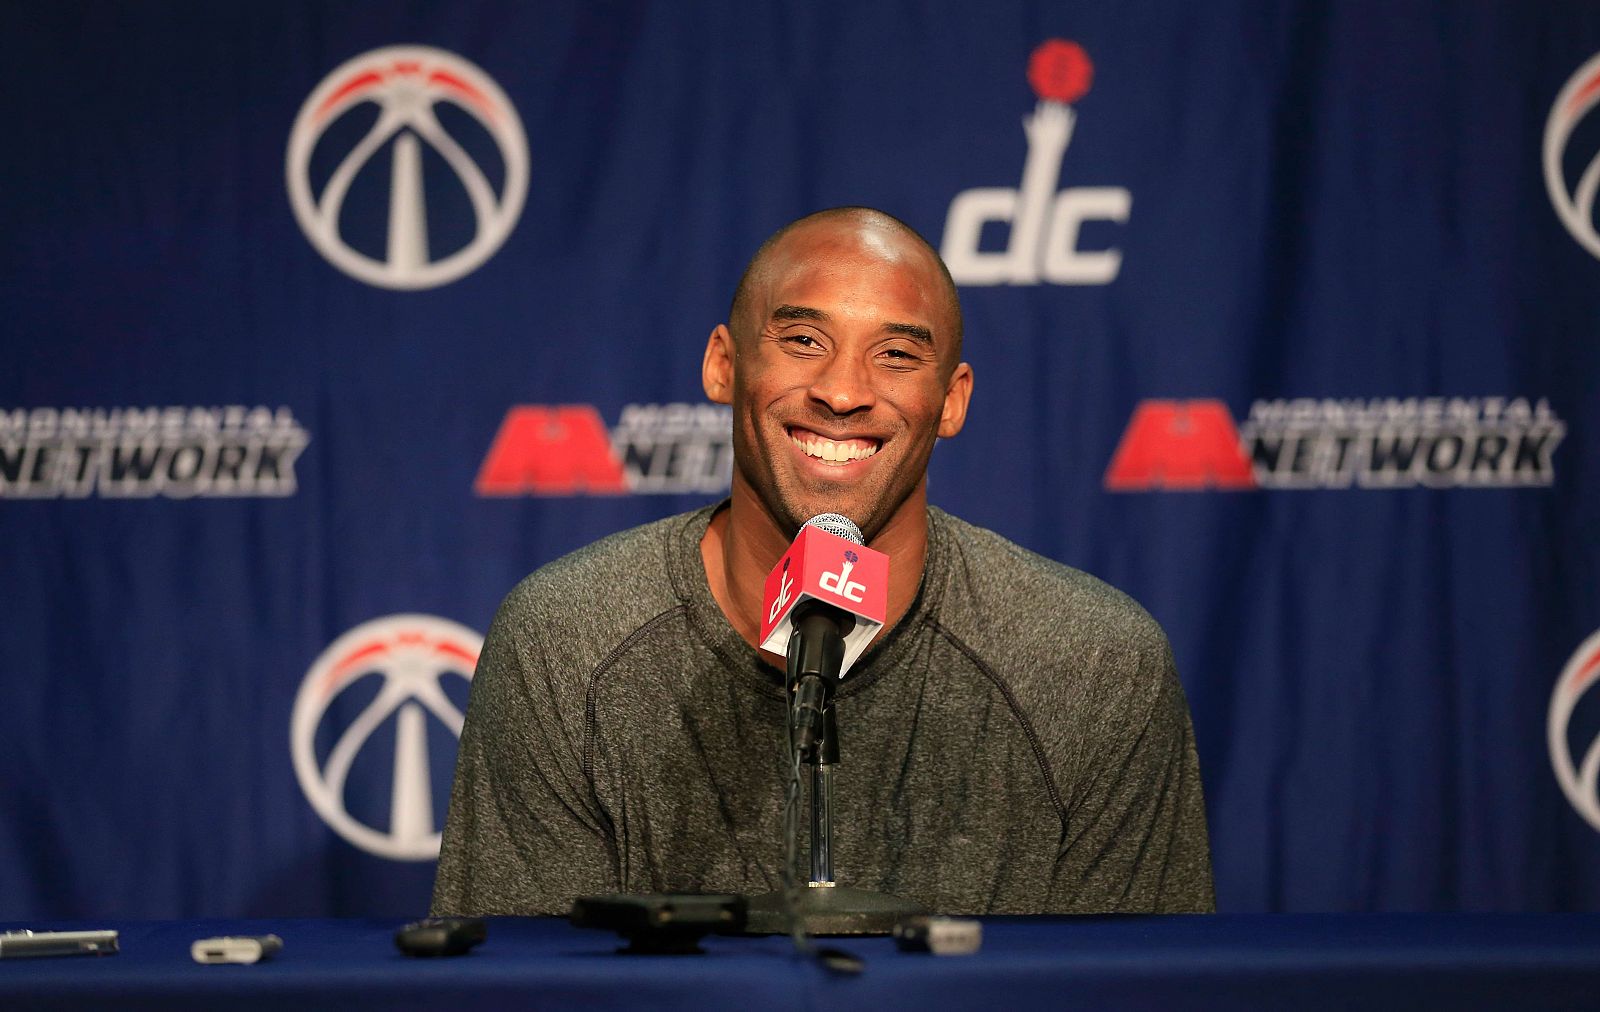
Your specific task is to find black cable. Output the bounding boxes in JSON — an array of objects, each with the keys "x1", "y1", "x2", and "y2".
[{"x1": 782, "y1": 704, "x2": 811, "y2": 955}]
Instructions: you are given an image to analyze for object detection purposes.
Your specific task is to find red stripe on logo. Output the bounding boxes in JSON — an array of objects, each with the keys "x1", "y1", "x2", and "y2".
[
  {"x1": 1567, "y1": 645, "x2": 1600, "y2": 698},
  {"x1": 323, "y1": 640, "x2": 390, "y2": 697},
  {"x1": 1567, "y1": 69, "x2": 1600, "y2": 119},
  {"x1": 315, "y1": 70, "x2": 384, "y2": 123},
  {"x1": 435, "y1": 641, "x2": 479, "y2": 666},
  {"x1": 428, "y1": 69, "x2": 497, "y2": 122}
]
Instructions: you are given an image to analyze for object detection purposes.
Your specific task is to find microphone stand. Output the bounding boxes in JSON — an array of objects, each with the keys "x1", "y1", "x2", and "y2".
[
  {"x1": 810, "y1": 705, "x2": 837, "y2": 887},
  {"x1": 745, "y1": 638, "x2": 927, "y2": 936}
]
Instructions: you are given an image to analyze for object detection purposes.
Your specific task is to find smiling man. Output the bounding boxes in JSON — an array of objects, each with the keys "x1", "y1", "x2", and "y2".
[{"x1": 433, "y1": 208, "x2": 1214, "y2": 917}]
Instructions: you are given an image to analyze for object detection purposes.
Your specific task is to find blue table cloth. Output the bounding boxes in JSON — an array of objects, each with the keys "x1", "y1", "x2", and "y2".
[{"x1": 4, "y1": 915, "x2": 1599, "y2": 1010}]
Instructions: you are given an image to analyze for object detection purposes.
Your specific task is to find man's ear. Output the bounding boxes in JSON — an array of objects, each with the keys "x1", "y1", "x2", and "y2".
[
  {"x1": 937, "y1": 362, "x2": 973, "y2": 438},
  {"x1": 702, "y1": 324, "x2": 735, "y2": 405}
]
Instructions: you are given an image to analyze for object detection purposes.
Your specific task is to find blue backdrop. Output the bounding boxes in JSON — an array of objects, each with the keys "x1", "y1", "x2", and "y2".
[{"x1": 3, "y1": 0, "x2": 1597, "y2": 917}]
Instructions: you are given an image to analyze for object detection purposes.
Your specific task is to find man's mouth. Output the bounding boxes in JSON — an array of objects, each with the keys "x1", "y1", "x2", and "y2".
[{"x1": 787, "y1": 427, "x2": 880, "y2": 465}]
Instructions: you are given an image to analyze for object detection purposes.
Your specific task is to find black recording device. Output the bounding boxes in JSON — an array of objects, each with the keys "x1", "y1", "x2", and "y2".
[
  {"x1": 394, "y1": 916, "x2": 487, "y2": 957},
  {"x1": 569, "y1": 894, "x2": 747, "y2": 954}
]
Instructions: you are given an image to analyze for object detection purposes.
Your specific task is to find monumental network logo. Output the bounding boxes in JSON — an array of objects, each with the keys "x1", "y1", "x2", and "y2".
[
  {"x1": 0, "y1": 406, "x2": 310, "y2": 499},
  {"x1": 476, "y1": 402, "x2": 733, "y2": 496},
  {"x1": 1105, "y1": 397, "x2": 1565, "y2": 491},
  {"x1": 1545, "y1": 51, "x2": 1600, "y2": 260},
  {"x1": 286, "y1": 45, "x2": 529, "y2": 290},
  {"x1": 291, "y1": 614, "x2": 482, "y2": 860},
  {"x1": 941, "y1": 39, "x2": 1131, "y2": 286},
  {"x1": 1550, "y1": 628, "x2": 1600, "y2": 834}
]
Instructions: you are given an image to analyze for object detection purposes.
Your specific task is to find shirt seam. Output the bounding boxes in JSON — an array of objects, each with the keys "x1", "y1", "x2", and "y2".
[
  {"x1": 582, "y1": 604, "x2": 689, "y2": 779},
  {"x1": 929, "y1": 619, "x2": 1068, "y2": 824}
]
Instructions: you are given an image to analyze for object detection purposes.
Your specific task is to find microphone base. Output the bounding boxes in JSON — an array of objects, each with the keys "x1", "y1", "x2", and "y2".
[{"x1": 742, "y1": 885, "x2": 928, "y2": 936}]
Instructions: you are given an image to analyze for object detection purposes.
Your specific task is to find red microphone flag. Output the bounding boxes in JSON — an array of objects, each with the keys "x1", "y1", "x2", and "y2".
[{"x1": 758, "y1": 524, "x2": 889, "y2": 676}]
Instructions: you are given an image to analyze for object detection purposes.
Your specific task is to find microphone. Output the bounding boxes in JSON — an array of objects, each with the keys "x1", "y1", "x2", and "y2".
[
  {"x1": 758, "y1": 514, "x2": 889, "y2": 752},
  {"x1": 785, "y1": 600, "x2": 849, "y2": 753}
]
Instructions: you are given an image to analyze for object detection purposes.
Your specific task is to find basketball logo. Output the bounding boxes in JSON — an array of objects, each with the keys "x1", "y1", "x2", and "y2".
[
  {"x1": 286, "y1": 46, "x2": 529, "y2": 289},
  {"x1": 1550, "y1": 628, "x2": 1600, "y2": 832},
  {"x1": 291, "y1": 614, "x2": 481, "y2": 859}
]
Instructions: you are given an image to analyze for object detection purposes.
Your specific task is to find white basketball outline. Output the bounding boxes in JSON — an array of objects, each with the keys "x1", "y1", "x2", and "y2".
[
  {"x1": 1545, "y1": 51, "x2": 1600, "y2": 261},
  {"x1": 291, "y1": 613, "x2": 482, "y2": 860},
  {"x1": 1549, "y1": 627, "x2": 1600, "y2": 833},
  {"x1": 286, "y1": 45, "x2": 529, "y2": 290}
]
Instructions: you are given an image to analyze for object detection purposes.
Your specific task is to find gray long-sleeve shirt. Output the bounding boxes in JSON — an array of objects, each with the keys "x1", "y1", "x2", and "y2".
[{"x1": 432, "y1": 504, "x2": 1214, "y2": 915}]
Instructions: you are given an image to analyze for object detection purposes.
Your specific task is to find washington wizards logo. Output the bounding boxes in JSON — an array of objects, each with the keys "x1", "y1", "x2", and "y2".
[
  {"x1": 1550, "y1": 628, "x2": 1600, "y2": 832},
  {"x1": 1546, "y1": 52, "x2": 1600, "y2": 260},
  {"x1": 291, "y1": 614, "x2": 481, "y2": 859},
  {"x1": 286, "y1": 45, "x2": 529, "y2": 289}
]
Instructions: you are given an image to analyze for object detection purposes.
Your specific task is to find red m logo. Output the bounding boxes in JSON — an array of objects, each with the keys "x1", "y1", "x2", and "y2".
[
  {"x1": 1104, "y1": 400, "x2": 1256, "y2": 491},
  {"x1": 475, "y1": 406, "x2": 629, "y2": 495}
]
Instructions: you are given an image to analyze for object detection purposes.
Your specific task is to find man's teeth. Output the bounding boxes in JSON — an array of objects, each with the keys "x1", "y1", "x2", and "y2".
[{"x1": 792, "y1": 433, "x2": 879, "y2": 463}]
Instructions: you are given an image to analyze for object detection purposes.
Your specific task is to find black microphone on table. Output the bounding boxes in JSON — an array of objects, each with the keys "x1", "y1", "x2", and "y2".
[{"x1": 787, "y1": 599, "x2": 852, "y2": 752}]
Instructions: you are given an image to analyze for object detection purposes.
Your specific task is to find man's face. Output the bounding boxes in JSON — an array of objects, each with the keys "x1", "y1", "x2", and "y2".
[{"x1": 706, "y1": 219, "x2": 972, "y2": 540}]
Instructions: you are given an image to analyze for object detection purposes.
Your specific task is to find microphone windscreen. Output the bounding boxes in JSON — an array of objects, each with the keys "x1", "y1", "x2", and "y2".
[{"x1": 800, "y1": 513, "x2": 863, "y2": 545}]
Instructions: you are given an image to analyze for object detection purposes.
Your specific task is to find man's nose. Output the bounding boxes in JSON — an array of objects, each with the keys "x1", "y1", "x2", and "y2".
[{"x1": 807, "y1": 352, "x2": 876, "y2": 414}]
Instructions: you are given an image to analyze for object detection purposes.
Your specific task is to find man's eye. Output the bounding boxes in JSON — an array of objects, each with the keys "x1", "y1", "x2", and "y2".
[{"x1": 879, "y1": 347, "x2": 923, "y2": 365}]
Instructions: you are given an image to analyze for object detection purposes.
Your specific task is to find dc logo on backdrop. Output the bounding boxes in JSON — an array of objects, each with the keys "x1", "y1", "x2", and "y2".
[
  {"x1": 291, "y1": 614, "x2": 482, "y2": 860},
  {"x1": 1550, "y1": 629, "x2": 1600, "y2": 832},
  {"x1": 1546, "y1": 52, "x2": 1600, "y2": 260},
  {"x1": 286, "y1": 46, "x2": 529, "y2": 290},
  {"x1": 941, "y1": 39, "x2": 1131, "y2": 286}
]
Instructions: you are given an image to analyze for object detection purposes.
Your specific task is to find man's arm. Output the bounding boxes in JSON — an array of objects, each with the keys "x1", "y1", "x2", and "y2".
[
  {"x1": 1052, "y1": 634, "x2": 1215, "y2": 913},
  {"x1": 432, "y1": 588, "x2": 618, "y2": 915}
]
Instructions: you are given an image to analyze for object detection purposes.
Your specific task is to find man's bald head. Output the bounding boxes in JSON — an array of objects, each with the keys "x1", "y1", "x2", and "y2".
[{"x1": 727, "y1": 207, "x2": 964, "y2": 364}]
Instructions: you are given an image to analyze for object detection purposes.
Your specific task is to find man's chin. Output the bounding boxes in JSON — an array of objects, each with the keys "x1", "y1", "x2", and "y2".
[
  {"x1": 775, "y1": 488, "x2": 886, "y2": 540},
  {"x1": 750, "y1": 459, "x2": 906, "y2": 541}
]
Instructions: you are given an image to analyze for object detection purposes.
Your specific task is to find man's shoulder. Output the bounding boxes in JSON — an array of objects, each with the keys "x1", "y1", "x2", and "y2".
[
  {"x1": 929, "y1": 509, "x2": 1170, "y2": 675},
  {"x1": 493, "y1": 508, "x2": 706, "y2": 652},
  {"x1": 927, "y1": 509, "x2": 1180, "y2": 773}
]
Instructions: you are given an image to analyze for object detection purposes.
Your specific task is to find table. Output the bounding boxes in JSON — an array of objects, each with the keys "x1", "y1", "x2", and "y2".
[{"x1": 4, "y1": 915, "x2": 1600, "y2": 1010}]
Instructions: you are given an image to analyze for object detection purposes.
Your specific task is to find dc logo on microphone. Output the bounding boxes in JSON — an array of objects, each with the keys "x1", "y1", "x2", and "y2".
[
  {"x1": 768, "y1": 557, "x2": 795, "y2": 624},
  {"x1": 1550, "y1": 628, "x2": 1600, "y2": 833},
  {"x1": 820, "y1": 550, "x2": 866, "y2": 603}
]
